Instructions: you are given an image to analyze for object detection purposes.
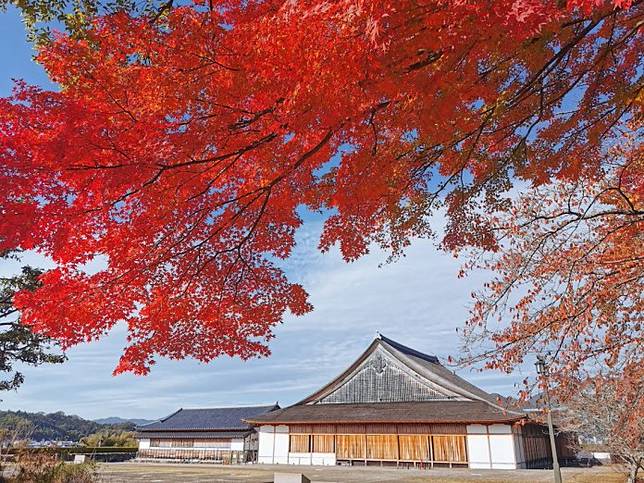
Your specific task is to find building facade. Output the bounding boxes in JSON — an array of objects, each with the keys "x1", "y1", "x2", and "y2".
[
  {"x1": 136, "y1": 404, "x2": 278, "y2": 462},
  {"x1": 246, "y1": 335, "x2": 574, "y2": 469}
]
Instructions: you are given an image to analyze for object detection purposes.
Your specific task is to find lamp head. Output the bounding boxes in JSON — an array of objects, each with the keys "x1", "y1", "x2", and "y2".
[{"x1": 535, "y1": 355, "x2": 546, "y2": 375}]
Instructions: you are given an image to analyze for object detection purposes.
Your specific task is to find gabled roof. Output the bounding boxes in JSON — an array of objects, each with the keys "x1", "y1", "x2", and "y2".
[
  {"x1": 247, "y1": 335, "x2": 525, "y2": 425},
  {"x1": 297, "y1": 334, "x2": 510, "y2": 407},
  {"x1": 377, "y1": 335, "x2": 502, "y2": 406},
  {"x1": 137, "y1": 404, "x2": 279, "y2": 432}
]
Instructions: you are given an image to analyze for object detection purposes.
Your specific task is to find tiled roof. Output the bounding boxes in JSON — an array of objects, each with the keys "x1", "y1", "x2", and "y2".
[
  {"x1": 378, "y1": 333, "x2": 509, "y2": 406},
  {"x1": 245, "y1": 401, "x2": 524, "y2": 425},
  {"x1": 297, "y1": 334, "x2": 521, "y2": 411},
  {"x1": 135, "y1": 430, "x2": 252, "y2": 439},
  {"x1": 249, "y1": 335, "x2": 526, "y2": 426},
  {"x1": 138, "y1": 405, "x2": 279, "y2": 432}
]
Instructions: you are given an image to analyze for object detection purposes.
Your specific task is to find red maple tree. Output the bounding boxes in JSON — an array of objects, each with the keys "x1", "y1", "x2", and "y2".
[{"x1": 0, "y1": 0, "x2": 641, "y2": 374}]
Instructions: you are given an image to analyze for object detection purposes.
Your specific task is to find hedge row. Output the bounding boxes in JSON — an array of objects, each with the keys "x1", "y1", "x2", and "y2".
[{"x1": 6, "y1": 446, "x2": 138, "y2": 455}]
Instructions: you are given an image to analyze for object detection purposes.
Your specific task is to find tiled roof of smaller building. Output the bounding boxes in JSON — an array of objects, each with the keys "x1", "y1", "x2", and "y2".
[
  {"x1": 138, "y1": 404, "x2": 279, "y2": 432},
  {"x1": 135, "y1": 430, "x2": 252, "y2": 439}
]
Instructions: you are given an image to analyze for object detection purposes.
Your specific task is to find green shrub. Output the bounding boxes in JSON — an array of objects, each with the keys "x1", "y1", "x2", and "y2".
[{"x1": 51, "y1": 462, "x2": 97, "y2": 483}]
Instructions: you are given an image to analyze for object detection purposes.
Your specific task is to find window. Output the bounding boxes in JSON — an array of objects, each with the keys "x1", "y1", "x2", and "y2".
[
  {"x1": 172, "y1": 439, "x2": 194, "y2": 448},
  {"x1": 432, "y1": 435, "x2": 467, "y2": 463},
  {"x1": 289, "y1": 434, "x2": 310, "y2": 453},
  {"x1": 312, "y1": 435, "x2": 334, "y2": 453},
  {"x1": 399, "y1": 435, "x2": 429, "y2": 461},
  {"x1": 336, "y1": 434, "x2": 366, "y2": 459},
  {"x1": 193, "y1": 439, "x2": 231, "y2": 449},
  {"x1": 366, "y1": 434, "x2": 399, "y2": 460}
]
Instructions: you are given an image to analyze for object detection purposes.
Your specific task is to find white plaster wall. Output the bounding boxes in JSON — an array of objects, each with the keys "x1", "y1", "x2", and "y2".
[
  {"x1": 466, "y1": 425, "x2": 491, "y2": 469},
  {"x1": 257, "y1": 425, "x2": 289, "y2": 464},
  {"x1": 592, "y1": 452, "x2": 611, "y2": 460},
  {"x1": 287, "y1": 453, "x2": 336, "y2": 465},
  {"x1": 488, "y1": 424, "x2": 517, "y2": 469},
  {"x1": 273, "y1": 425, "x2": 289, "y2": 464},
  {"x1": 311, "y1": 452, "x2": 336, "y2": 465},
  {"x1": 138, "y1": 438, "x2": 150, "y2": 449},
  {"x1": 512, "y1": 425, "x2": 527, "y2": 469},
  {"x1": 193, "y1": 440, "x2": 232, "y2": 449},
  {"x1": 258, "y1": 426, "x2": 276, "y2": 464},
  {"x1": 467, "y1": 424, "x2": 520, "y2": 470},
  {"x1": 230, "y1": 439, "x2": 244, "y2": 451}
]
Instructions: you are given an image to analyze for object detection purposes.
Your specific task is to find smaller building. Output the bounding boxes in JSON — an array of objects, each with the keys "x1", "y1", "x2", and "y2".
[{"x1": 136, "y1": 404, "x2": 279, "y2": 462}]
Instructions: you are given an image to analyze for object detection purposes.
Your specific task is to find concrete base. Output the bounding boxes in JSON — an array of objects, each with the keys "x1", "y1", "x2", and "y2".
[{"x1": 274, "y1": 472, "x2": 311, "y2": 483}]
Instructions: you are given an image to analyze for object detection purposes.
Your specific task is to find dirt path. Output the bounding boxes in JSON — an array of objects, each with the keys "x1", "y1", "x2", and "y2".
[{"x1": 97, "y1": 462, "x2": 627, "y2": 482}]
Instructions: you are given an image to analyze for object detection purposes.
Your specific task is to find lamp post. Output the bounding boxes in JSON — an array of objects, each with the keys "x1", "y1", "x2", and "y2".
[{"x1": 535, "y1": 355, "x2": 562, "y2": 483}]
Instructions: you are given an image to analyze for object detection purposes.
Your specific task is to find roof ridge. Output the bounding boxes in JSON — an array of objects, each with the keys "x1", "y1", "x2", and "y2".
[
  {"x1": 178, "y1": 404, "x2": 278, "y2": 411},
  {"x1": 378, "y1": 334, "x2": 440, "y2": 364},
  {"x1": 160, "y1": 408, "x2": 183, "y2": 422}
]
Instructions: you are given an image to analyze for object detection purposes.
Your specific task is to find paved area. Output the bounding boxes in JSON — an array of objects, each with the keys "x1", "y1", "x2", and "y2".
[{"x1": 97, "y1": 462, "x2": 627, "y2": 482}]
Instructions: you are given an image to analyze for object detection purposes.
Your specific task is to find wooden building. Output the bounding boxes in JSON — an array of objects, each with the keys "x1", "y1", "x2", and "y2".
[
  {"x1": 245, "y1": 335, "x2": 574, "y2": 469},
  {"x1": 136, "y1": 404, "x2": 278, "y2": 462}
]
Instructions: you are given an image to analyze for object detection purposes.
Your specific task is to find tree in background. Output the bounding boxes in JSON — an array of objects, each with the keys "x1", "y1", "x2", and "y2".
[
  {"x1": 0, "y1": 0, "x2": 167, "y2": 44},
  {"x1": 80, "y1": 429, "x2": 137, "y2": 447},
  {"x1": 0, "y1": 413, "x2": 33, "y2": 447},
  {"x1": 0, "y1": 413, "x2": 33, "y2": 473},
  {"x1": 0, "y1": 252, "x2": 66, "y2": 391},
  {"x1": 462, "y1": 129, "x2": 642, "y2": 397},
  {"x1": 561, "y1": 374, "x2": 643, "y2": 483},
  {"x1": 0, "y1": 410, "x2": 123, "y2": 442},
  {"x1": 0, "y1": 0, "x2": 640, "y2": 385}
]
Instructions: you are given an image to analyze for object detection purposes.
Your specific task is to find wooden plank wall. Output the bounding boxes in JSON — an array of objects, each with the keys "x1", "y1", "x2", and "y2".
[
  {"x1": 520, "y1": 423, "x2": 577, "y2": 467},
  {"x1": 521, "y1": 424, "x2": 552, "y2": 466},
  {"x1": 289, "y1": 423, "x2": 469, "y2": 464}
]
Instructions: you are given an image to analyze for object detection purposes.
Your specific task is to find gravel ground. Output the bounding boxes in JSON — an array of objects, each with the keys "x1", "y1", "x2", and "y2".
[{"x1": 97, "y1": 462, "x2": 627, "y2": 483}]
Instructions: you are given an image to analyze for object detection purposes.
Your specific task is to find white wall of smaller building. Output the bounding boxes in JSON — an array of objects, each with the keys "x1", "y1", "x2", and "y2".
[
  {"x1": 138, "y1": 438, "x2": 150, "y2": 450},
  {"x1": 230, "y1": 439, "x2": 245, "y2": 451},
  {"x1": 193, "y1": 440, "x2": 232, "y2": 449}
]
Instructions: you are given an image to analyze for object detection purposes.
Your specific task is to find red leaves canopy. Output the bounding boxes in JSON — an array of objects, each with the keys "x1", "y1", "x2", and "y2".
[{"x1": 0, "y1": 0, "x2": 640, "y2": 373}]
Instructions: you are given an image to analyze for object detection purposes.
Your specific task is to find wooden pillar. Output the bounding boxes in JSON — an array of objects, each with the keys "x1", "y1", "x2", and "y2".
[
  {"x1": 428, "y1": 435, "x2": 434, "y2": 469},
  {"x1": 396, "y1": 434, "x2": 400, "y2": 468},
  {"x1": 486, "y1": 425, "x2": 493, "y2": 469},
  {"x1": 364, "y1": 434, "x2": 367, "y2": 466},
  {"x1": 271, "y1": 425, "x2": 276, "y2": 464}
]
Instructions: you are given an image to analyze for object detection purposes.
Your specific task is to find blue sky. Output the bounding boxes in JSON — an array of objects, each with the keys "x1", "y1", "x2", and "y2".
[{"x1": 0, "y1": 8, "x2": 529, "y2": 421}]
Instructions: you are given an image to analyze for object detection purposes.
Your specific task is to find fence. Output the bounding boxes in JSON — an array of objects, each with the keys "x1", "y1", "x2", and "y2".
[
  {"x1": 137, "y1": 448, "x2": 252, "y2": 463},
  {"x1": 1, "y1": 447, "x2": 138, "y2": 463}
]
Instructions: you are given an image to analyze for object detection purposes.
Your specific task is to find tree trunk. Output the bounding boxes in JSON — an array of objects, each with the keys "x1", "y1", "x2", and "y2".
[{"x1": 627, "y1": 461, "x2": 639, "y2": 483}]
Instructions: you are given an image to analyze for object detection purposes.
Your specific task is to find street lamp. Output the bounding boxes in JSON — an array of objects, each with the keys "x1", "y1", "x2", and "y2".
[{"x1": 535, "y1": 355, "x2": 562, "y2": 483}]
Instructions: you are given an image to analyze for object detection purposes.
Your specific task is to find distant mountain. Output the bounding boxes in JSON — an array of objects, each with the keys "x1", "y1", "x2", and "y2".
[
  {"x1": 0, "y1": 410, "x2": 138, "y2": 443},
  {"x1": 94, "y1": 417, "x2": 154, "y2": 426}
]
